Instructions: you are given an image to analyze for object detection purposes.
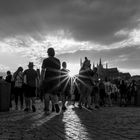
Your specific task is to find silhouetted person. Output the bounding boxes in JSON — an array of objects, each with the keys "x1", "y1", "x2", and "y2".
[
  {"x1": 99, "y1": 79, "x2": 106, "y2": 106},
  {"x1": 23, "y1": 62, "x2": 38, "y2": 112},
  {"x1": 126, "y1": 82, "x2": 132, "y2": 105},
  {"x1": 104, "y1": 77, "x2": 112, "y2": 107},
  {"x1": 5, "y1": 71, "x2": 12, "y2": 83},
  {"x1": 40, "y1": 47, "x2": 61, "y2": 114},
  {"x1": 130, "y1": 80, "x2": 137, "y2": 105},
  {"x1": 60, "y1": 61, "x2": 70, "y2": 111},
  {"x1": 13, "y1": 67, "x2": 24, "y2": 110},
  {"x1": 78, "y1": 60, "x2": 93, "y2": 109},
  {"x1": 119, "y1": 80, "x2": 127, "y2": 107},
  {"x1": 5, "y1": 71, "x2": 13, "y2": 108}
]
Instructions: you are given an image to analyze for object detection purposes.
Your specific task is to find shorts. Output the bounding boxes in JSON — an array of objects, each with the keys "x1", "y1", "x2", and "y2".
[
  {"x1": 24, "y1": 84, "x2": 36, "y2": 98},
  {"x1": 42, "y1": 80, "x2": 59, "y2": 95}
]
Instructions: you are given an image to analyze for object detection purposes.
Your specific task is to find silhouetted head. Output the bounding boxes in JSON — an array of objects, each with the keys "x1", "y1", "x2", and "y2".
[
  {"x1": 17, "y1": 67, "x2": 23, "y2": 72},
  {"x1": 28, "y1": 62, "x2": 34, "y2": 69},
  {"x1": 7, "y1": 71, "x2": 11, "y2": 75},
  {"x1": 36, "y1": 69, "x2": 40, "y2": 73},
  {"x1": 62, "y1": 61, "x2": 67, "y2": 69},
  {"x1": 47, "y1": 47, "x2": 55, "y2": 57}
]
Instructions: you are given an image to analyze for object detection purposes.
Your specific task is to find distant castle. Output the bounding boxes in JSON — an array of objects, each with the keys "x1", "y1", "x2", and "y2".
[{"x1": 80, "y1": 58, "x2": 131, "y2": 80}]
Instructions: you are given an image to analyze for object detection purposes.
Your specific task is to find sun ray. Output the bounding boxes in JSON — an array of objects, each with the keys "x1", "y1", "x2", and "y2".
[
  {"x1": 62, "y1": 76, "x2": 71, "y2": 92},
  {"x1": 59, "y1": 75, "x2": 70, "y2": 86},
  {"x1": 74, "y1": 75, "x2": 89, "y2": 88},
  {"x1": 73, "y1": 77, "x2": 81, "y2": 94}
]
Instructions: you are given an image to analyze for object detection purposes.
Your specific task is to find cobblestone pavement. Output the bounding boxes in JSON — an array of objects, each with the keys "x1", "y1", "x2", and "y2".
[{"x1": 0, "y1": 101, "x2": 140, "y2": 140}]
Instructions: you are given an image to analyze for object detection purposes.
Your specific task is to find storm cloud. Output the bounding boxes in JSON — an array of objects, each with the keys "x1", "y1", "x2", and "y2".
[
  {"x1": 0, "y1": 0, "x2": 140, "y2": 45},
  {"x1": 0, "y1": 0, "x2": 140, "y2": 75},
  {"x1": 57, "y1": 45, "x2": 140, "y2": 70}
]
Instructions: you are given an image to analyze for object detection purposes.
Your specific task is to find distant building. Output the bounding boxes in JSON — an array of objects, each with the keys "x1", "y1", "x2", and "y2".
[
  {"x1": 97, "y1": 58, "x2": 119, "y2": 80},
  {"x1": 119, "y1": 72, "x2": 131, "y2": 80},
  {"x1": 131, "y1": 75, "x2": 140, "y2": 81},
  {"x1": 79, "y1": 58, "x2": 131, "y2": 81},
  {"x1": 131, "y1": 75, "x2": 140, "y2": 85},
  {"x1": 96, "y1": 58, "x2": 131, "y2": 81}
]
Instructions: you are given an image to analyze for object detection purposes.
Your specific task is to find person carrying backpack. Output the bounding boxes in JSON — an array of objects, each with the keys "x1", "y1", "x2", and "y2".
[
  {"x1": 40, "y1": 48, "x2": 61, "y2": 114},
  {"x1": 23, "y1": 62, "x2": 38, "y2": 112},
  {"x1": 13, "y1": 67, "x2": 24, "y2": 110}
]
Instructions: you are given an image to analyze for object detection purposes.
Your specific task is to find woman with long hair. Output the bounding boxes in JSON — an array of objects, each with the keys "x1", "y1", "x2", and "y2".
[{"x1": 13, "y1": 67, "x2": 24, "y2": 110}]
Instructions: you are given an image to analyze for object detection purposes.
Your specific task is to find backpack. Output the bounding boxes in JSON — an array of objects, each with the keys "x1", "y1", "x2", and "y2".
[{"x1": 13, "y1": 72, "x2": 23, "y2": 88}]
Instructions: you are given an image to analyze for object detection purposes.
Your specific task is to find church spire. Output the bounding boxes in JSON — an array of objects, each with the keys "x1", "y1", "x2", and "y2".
[
  {"x1": 96, "y1": 62, "x2": 98, "y2": 68},
  {"x1": 99, "y1": 58, "x2": 102, "y2": 65}
]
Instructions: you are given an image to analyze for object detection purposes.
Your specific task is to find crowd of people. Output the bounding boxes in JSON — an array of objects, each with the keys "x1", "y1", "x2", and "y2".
[
  {"x1": 0, "y1": 47, "x2": 138, "y2": 114},
  {"x1": 73, "y1": 57, "x2": 137, "y2": 109}
]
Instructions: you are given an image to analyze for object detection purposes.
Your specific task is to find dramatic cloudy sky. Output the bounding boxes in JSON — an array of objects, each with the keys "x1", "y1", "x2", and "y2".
[{"x1": 0, "y1": 0, "x2": 140, "y2": 75}]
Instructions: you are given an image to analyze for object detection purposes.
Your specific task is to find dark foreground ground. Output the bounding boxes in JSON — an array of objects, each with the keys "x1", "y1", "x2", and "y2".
[{"x1": 0, "y1": 100, "x2": 140, "y2": 140}]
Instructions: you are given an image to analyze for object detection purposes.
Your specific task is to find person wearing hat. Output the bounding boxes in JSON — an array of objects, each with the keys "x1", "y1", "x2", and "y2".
[
  {"x1": 23, "y1": 62, "x2": 38, "y2": 112},
  {"x1": 40, "y1": 47, "x2": 61, "y2": 114}
]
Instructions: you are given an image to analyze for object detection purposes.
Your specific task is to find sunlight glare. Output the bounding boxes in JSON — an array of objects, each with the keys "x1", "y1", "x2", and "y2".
[
  {"x1": 67, "y1": 63, "x2": 80, "y2": 77},
  {"x1": 62, "y1": 107, "x2": 89, "y2": 139},
  {"x1": 68, "y1": 70, "x2": 75, "y2": 77}
]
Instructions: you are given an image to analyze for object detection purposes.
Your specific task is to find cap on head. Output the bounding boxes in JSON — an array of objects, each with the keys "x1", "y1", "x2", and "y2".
[{"x1": 47, "y1": 47, "x2": 55, "y2": 57}]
